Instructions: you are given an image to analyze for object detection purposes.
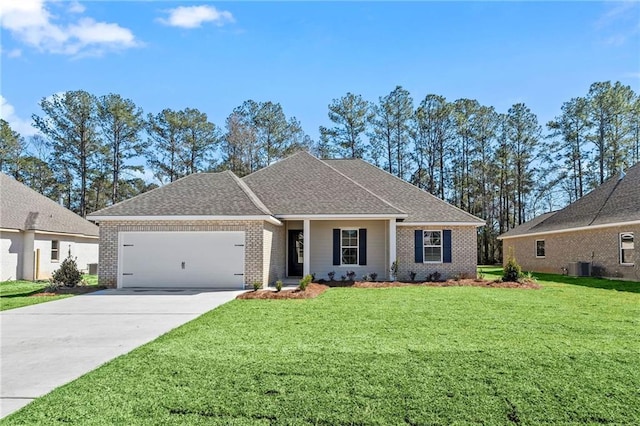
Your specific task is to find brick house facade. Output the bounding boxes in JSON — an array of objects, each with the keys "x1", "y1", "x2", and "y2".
[
  {"x1": 89, "y1": 152, "x2": 484, "y2": 289},
  {"x1": 499, "y1": 163, "x2": 639, "y2": 281}
]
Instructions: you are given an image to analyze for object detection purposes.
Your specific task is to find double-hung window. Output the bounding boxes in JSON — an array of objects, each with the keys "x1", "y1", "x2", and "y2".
[
  {"x1": 423, "y1": 231, "x2": 442, "y2": 263},
  {"x1": 341, "y1": 229, "x2": 358, "y2": 266},
  {"x1": 620, "y1": 233, "x2": 634, "y2": 265},
  {"x1": 51, "y1": 240, "x2": 59, "y2": 262},
  {"x1": 536, "y1": 240, "x2": 545, "y2": 258}
]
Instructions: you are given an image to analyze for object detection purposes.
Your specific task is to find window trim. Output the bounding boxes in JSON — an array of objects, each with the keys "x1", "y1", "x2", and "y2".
[
  {"x1": 340, "y1": 228, "x2": 359, "y2": 266},
  {"x1": 619, "y1": 232, "x2": 634, "y2": 266},
  {"x1": 51, "y1": 240, "x2": 60, "y2": 262},
  {"x1": 535, "y1": 239, "x2": 546, "y2": 258},
  {"x1": 423, "y1": 230, "x2": 443, "y2": 264}
]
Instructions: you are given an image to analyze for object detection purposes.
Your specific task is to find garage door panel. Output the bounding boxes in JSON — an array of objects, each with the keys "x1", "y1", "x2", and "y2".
[{"x1": 119, "y1": 232, "x2": 244, "y2": 288}]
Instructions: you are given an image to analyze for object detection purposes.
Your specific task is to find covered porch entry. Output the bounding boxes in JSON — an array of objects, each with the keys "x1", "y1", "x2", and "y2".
[{"x1": 282, "y1": 218, "x2": 398, "y2": 281}]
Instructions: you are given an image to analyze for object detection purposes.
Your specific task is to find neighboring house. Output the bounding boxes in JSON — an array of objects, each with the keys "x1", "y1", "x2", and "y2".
[
  {"x1": 87, "y1": 152, "x2": 484, "y2": 289},
  {"x1": 498, "y1": 163, "x2": 639, "y2": 280},
  {"x1": 0, "y1": 173, "x2": 99, "y2": 281}
]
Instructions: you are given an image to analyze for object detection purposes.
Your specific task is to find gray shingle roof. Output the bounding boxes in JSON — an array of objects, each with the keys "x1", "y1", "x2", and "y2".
[
  {"x1": 497, "y1": 211, "x2": 557, "y2": 239},
  {"x1": 325, "y1": 158, "x2": 485, "y2": 224},
  {"x1": 88, "y1": 171, "x2": 272, "y2": 217},
  {"x1": 242, "y1": 152, "x2": 406, "y2": 216},
  {"x1": 0, "y1": 173, "x2": 98, "y2": 237},
  {"x1": 500, "y1": 162, "x2": 640, "y2": 238}
]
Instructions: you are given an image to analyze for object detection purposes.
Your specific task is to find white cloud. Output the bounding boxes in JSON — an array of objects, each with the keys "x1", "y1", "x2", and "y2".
[
  {"x1": 7, "y1": 48, "x2": 22, "y2": 58},
  {"x1": 159, "y1": 5, "x2": 234, "y2": 29},
  {"x1": 0, "y1": 96, "x2": 37, "y2": 137},
  {"x1": 68, "y1": 1, "x2": 85, "y2": 14},
  {"x1": 595, "y1": 1, "x2": 639, "y2": 47},
  {"x1": 0, "y1": 0, "x2": 139, "y2": 56}
]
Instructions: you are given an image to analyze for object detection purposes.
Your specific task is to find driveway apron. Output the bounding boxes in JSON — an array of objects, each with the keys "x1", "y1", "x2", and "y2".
[{"x1": 0, "y1": 288, "x2": 244, "y2": 418}]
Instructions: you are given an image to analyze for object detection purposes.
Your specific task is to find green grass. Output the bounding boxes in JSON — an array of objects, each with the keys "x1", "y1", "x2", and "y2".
[
  {"x1": 479, "y1": 265, "x2": 640, "y2": 293},
  {"x1": 0, "y1": 275, "x2": 98, "y2": 311},
  {"x1": 3, "y1": 274, "x2": 640, "y2": 425}
]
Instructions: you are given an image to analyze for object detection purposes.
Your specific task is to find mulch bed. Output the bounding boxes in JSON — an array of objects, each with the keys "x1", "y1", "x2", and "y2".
[
  {"x1": 351, "y1": 279, "x2": 540, "y2": 289},
  {"x1": 237, "y1": 283, "x2": 329, "y2": 300},
  {"x1": 31, "y1": 286, "x2": 108, "y2": 297},
  {"x1": 239, "y1": 279, "x2": 539, "y2": 300}
]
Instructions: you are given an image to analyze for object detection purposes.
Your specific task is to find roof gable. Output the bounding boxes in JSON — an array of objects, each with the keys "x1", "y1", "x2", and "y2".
[
  {"x1": 500, "y1": 162, "x2": 640, "y2": 238},
  {"x1": 0, "y1": 173, "x2": 98, "y2": 237},
  {"x1": 242, "y1": 152, "x2": 406, "y2": 216},
  {"x1": 324, "y1": 158, "x2": 485, "y2": 224},
  {"x1": 88, "y1": 171, "x2": 272, "y2": 217}
]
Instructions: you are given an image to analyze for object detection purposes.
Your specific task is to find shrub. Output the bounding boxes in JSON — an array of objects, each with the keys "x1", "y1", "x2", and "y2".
[
  {"x1": 346, "y1": 270, "x2": 356, "y2": 281},
  {"x1": 370, "y1": 272, "x2": 378, "y2": 281},
  {"x1": 52, "y1": 255, "x2": 82, "y2": 288},
  {"x1": 328, "y1": 271, "x2": 335, "y2": 281},
  {"x1": 275, "y1": 280, "x2": 283, "y2": 292},
  {"x1": 340, "y1": 275, "x2": 346, "y2": 282},
  {"x1": 362, "y1": 274, "x2": 370, "y2": 282},
  {"x1": 299, "y1": 274, "x2": 313, "y2": 291},
  {"x1": 503, "y1": 248, "x2": 523, "y2": 282},
  {"x1": 409, "y1": 271, "x2": 417, "y2": 281},
  {"x1": 252, "y1": 281, "x2": 261, "y2": 291},
  {"x1": 477, "y1": 270, "x2": 485, "y2": 280},
  {"x1": 390, "y1": 261, "x2": 398, "y2": 279},
  {"x1": 44, "y1": 278, "x2": 60, "y2": 293},
  {"x1": 311, "y1": 273, "x2": 316, "y2": 282},
  {"x1": 427, "y1": 271, "x2": 442, "y2": 282}
]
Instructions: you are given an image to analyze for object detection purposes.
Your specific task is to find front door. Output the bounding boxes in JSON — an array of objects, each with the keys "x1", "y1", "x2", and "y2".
[{"x1": 288, "y1": 230, "x2": 304, "y2": 277}]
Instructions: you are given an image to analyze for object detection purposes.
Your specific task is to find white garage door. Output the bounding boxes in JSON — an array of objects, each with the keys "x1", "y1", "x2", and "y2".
[{"x1": 119, "y1": 231, "x2": 245, "y2": 288}]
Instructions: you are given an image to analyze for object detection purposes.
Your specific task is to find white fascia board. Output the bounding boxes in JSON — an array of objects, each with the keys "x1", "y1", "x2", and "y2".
[
  {"x1": 34, "y1": 230, "x2": 99, "y2": 239},
  {"x1": 497, "y1": 220, "x2": 640, "y2": 240},
  {"x1": 87, "y1": 215, "x2": 283, "y2": 226},
  {"x1": 397, "y1": 222, "x2": 485, "y2": 228},
  {"x1": 275, "y1": 214, "x2": 408, "y2": 220},
  {"x1": 0, "y1": 227, "x2": 99, "y2": 238}
]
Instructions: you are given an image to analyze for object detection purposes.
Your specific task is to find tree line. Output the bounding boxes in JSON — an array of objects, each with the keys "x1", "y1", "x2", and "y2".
[{"x1": 1, "y1": 81, "x2": 637, "y2": 262}]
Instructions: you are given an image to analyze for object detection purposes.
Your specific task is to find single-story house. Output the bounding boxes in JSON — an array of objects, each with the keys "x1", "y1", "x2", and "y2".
[
  {"x1": 498, "y1": 163, "x2": 639, "y2": 280},
  {"x1": 0, "y1": 173, "x2": 99, "y2": 281},
  {"x1": 87, "y1": 151, "x2": 484, "y2": 289}
]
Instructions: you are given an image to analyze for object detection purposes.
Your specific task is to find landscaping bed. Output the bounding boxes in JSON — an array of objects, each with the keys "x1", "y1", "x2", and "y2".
[
  {"x1": 318, "y1": 278, "x2": 540, "y2": 289},
  {"x1": 237, "y1": 283, "x2": 328, "y2": 299},
  {"x1": 353, "y1": 278, "x2": 540, "y2": 289}
]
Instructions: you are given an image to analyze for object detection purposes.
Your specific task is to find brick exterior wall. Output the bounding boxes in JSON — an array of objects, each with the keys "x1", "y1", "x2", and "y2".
[
  {"x1": 97, "y1": 220, "x2": 267, "y2": 288},
  {"x1": 97, "y1": 219, "x2": 481, "y2": 288},
  {"x1": 396, "y1": 226, "x2": 478, "y2": 281},
  {"x1": 264, "y1": 221, "x2": 286, "y2": 285},
  {"x1": 502, "y1": 225, "x2": 640, "y2": 280}
]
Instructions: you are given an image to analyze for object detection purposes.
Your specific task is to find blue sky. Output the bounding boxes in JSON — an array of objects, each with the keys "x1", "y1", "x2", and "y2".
[{"x1": 1, "y1": 1, "x2": 639, "y2": 153}]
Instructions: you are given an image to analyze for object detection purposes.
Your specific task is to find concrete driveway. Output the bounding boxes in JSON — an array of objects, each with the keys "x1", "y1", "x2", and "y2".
[{"x1": 0, "y1": 288, "x2": 244, "y2": 419}]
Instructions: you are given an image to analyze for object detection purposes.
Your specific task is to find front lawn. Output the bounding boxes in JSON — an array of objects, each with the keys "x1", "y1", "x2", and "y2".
[
  {"x1": 3, "y1": 274, "x2": 639, "y2": 425},
  {"x1": 0, "y1": 275, "x2": 98, "y2": 311}
]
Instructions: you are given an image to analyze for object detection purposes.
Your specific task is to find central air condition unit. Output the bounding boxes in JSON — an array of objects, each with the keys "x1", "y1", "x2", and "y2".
[
  {"x1": 579, "y1": 261, "x2": 592, "y2": 277},
  {"x1": 567, "y1": 261, "x2": 591, "y2": 277}
]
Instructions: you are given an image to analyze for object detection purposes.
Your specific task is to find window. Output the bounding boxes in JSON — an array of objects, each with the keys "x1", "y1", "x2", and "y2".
[
  {"x1": 620, "y1": 233, "x2": 634, "y2": 265},
  {"x1": 536, "y1": 240, "x2": 545, "y2": 258},
  {"x1": 341, "y1": 229, "x2": 358, "y2": 265},
  {"x1": 423, "y1": 231, "x2": 442, "y2": 262},
  {"x1": 51, "y1": 240, "x2": 59, "y2": 261}
]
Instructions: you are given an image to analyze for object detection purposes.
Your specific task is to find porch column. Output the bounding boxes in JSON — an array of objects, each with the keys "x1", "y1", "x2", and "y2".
[
  {"x1": 389, "y1": 219, "x2": 397, "y2": 279},
  {"x1": 303, "y1": 219, "x2": 310, "y2": 276}
]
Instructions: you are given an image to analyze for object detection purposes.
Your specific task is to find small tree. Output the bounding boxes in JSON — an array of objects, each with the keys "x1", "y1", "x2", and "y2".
[
  {"x1": 52, "y1": 254, "x2": 82, "y2": 288},
  {"x1": 503, "y1": 248, "x2": 523, "y2": 282}
]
